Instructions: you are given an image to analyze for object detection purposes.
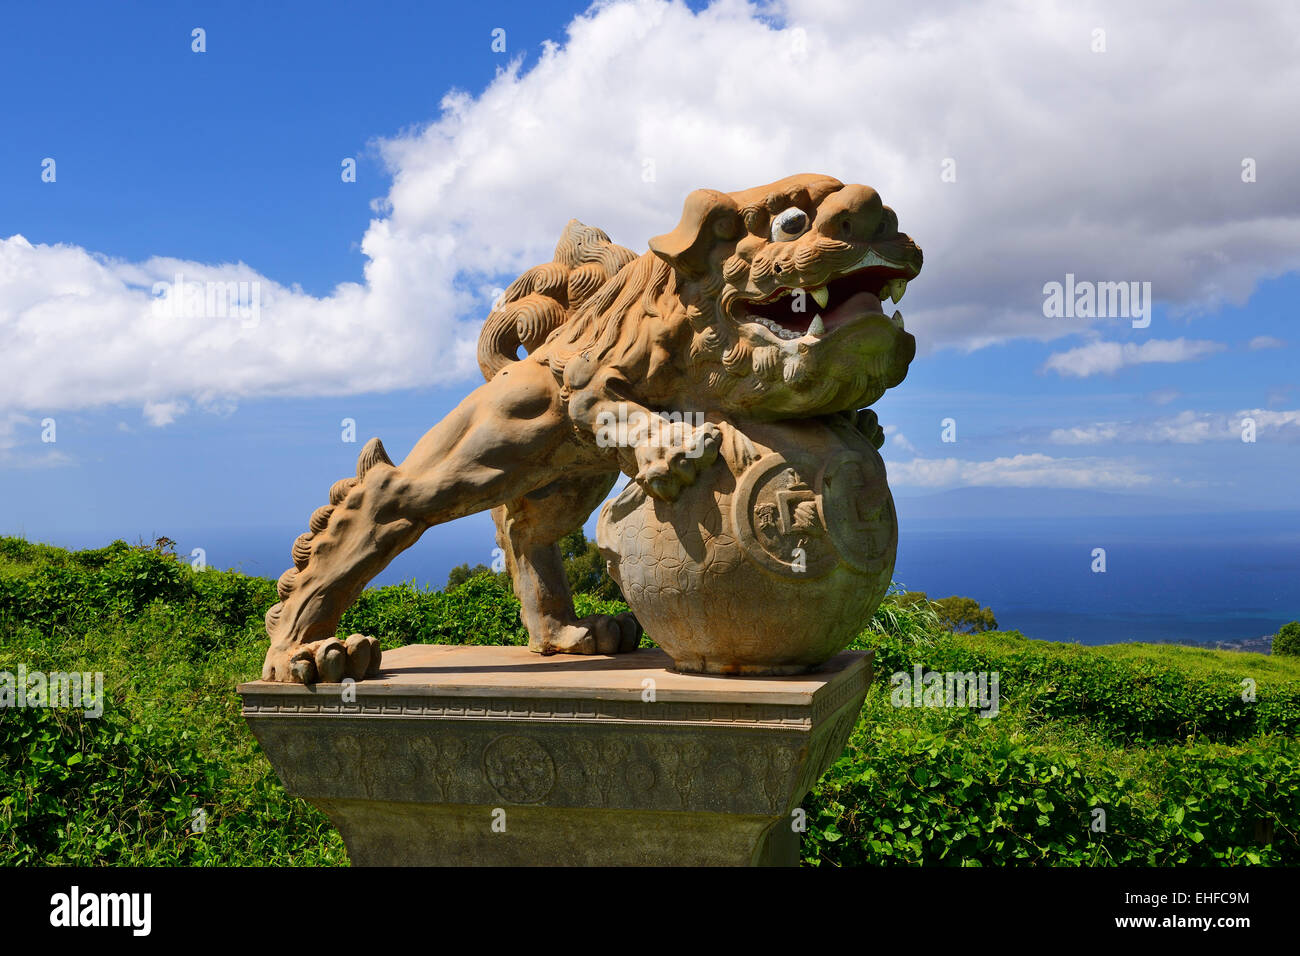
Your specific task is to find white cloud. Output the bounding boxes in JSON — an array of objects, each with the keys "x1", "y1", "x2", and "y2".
[
  {"x1": 889, "y1": 430, "x2": 920, "y2": 455},
  {"x1": 1042, "y1": 338, "x2": 1226, "y2": 377},
  {"x1": 4, "y1": 0, "x2": 1300, "y2": 420},
  {"x1": 1048, "y1": 408, "x2": 1300, "y2": 445},
  {"x1": 889, "y1": 452, "x2": 1154, "y2": 489},
  {"x1": 0, "y1": 235, "x2": 482, "y2": 417},
  {"x1": 1249, "y1": 335, "x2": 1287, "y2": 350},
  {"x1": 142, "y1": 400, "x2": 187, "y2": 427}
]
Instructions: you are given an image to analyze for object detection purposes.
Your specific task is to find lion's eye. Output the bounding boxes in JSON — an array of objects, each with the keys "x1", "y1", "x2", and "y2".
[{"x1": 770, "y1": 207, "x2": 810, "y2": 242}]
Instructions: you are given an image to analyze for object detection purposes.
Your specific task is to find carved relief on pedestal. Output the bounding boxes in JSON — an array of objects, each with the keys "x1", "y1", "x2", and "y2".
[
  {"x1": 624, "y1": 760, "x2": 657, "y2": 794},
  {"x1": 647, "y1": 738, "x2": 710, "y2": 808},
  {"x1": 408, "y1": 736, "x2": 466, "y2": 802},
  {"x1": 482, "y1": 735, "x2": 557, "y2": 804},
  {"x1": 740, "y1": 744, "x2": 800, "y2": 812},
  {"x1": 573, "y1": 738, "x2": 631, "y2": 807}
]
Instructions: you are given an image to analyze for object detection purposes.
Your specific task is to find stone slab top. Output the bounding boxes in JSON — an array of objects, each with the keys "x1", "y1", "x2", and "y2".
[{"x1": 237, "y1": 643, "x2": 871, "y2": 707}]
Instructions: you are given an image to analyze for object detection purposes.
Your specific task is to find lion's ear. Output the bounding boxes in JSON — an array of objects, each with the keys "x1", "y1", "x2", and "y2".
[{"x1": 648, "y1": 189, "x2": 743, "y2": 279}]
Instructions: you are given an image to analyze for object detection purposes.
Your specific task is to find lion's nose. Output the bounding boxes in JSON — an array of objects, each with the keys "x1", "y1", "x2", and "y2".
[{"x1": 814, "y1": 184, "x2": 885, "y2": 242}]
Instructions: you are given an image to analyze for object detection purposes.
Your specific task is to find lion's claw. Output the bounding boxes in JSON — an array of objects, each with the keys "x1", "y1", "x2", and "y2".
[
  {"x1": 533, "y1": 612, "x2": 642, "y2": 656},
  {"x1": 272, "y1": 633, "x2": 382, "y2": 685}
]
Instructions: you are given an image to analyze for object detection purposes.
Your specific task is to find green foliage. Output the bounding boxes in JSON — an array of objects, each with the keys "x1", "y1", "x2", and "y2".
[
  {"x1": 933, "y1": 595, "x2": 998, "y2": 633},
  {"x1": 443, "y1": 530, "x2": 621, "y2": 601},
  {"x1": 0, "y1": 537, "x2": 342, "y2": 865},
  {"x1": 342, "y1": 574, "x2": 528, "y2": 647},
  {"x1": 93, "y1": 541, "x2": 189, "y2": 615},
  {"x1": 0, "y1": 698, "x2": 344, "y2": 865},
  {"x1": 191, "y1": 568, "x2": 278, "y2": 632},
  {"x1": 850, "y1": 587, "x2": 944, "y2": 674},
  {"x1": 895, "y1": 589, "x2": 997, "y2": 633},
  {"x1": 860, "y1": 628, "x2": 1300, "y2": 744},
  {"x1": 801, "y1": 627, "x2": 1300, "y2": 865},
  {"x1": 804, "y1": 709, "x2": 1299, "y2": 866},
  {"x1": 0, "y1": 537, "x2": 275, "y2": 637},
  {"x1": 1274, "y1": 621, "x2": 1300, "y2": 657},
  {"x1": 445, "y1": 562, "x2": 498, "y2": 590},
  {"x1": 2, "y1": 535, "x2": 1297, "y2": 867},
  {"x1": 558, "y1": 529, "x2": 623, "y2": 601}
]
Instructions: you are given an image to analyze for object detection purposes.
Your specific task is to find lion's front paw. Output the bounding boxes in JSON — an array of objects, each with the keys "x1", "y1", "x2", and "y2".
[
  {"x1": 532, "y1": 612, "x2": 641, "y2": 656},
  {"x1": 633, "y1": 420, "x2": 721, "y2": 501},
  {"x1": 262, "y1": 633, "x2": 382, "y2": 684}
]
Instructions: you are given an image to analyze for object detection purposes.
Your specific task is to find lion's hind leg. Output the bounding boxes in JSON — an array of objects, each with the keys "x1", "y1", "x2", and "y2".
[
  {"x1": 261, "y1": 437, "x2": 425, "y2": 683},
  {"x1": 261, "y1": 359, "x2": 589, "y2": 682}
]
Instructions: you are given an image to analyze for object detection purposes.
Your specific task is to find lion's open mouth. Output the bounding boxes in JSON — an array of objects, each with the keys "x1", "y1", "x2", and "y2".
[{"x1": 738, "y1": 264, "x2": 913, "y2": 340}]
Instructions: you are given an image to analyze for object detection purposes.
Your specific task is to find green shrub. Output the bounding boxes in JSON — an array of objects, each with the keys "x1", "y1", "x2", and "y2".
[
  {"x1": 0, "y1": 701, "x2": 224, "y2": 864},
  {"x1": 341, "y1": 574, "x2": 528, "y2": 647},
  {"x1": 0, "y1": 537, "x2": 39, "y2": 565},
  {"x1": 445, "y1": 562, "x2": 497, "y2": 590},
  {"x1": 892, "y1": 590, "x2": 997, "y2": 633},
  {"x1": 70, "y1": 540, "x2": 132, "y2": 571},
  {"x1": 1274, "y1": 621, "x2": 1300, "y2": 657},
  {"x1": 192, "y1": 569, "x2": 277, "y2": 631},
  {"x1": 0, "y1": 695, "x2": 343, "y2": 865},
  {"x1": 93, "y1": 543, "x2": 189, "y2": 616},
  {"x1": 4, "y1": 563, "x2": 96, "y2": 629},
  {"x1": 855, "y1": 629, "x2": 1300, "y2": 744},
  {"x1": 802, "y1": 705, "x2": 1300, "y2": 866}
]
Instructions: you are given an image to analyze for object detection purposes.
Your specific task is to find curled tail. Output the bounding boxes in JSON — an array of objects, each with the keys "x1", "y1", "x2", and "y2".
[{"x1": 477, "y1": 219, "x2": 636, "y2": 380}]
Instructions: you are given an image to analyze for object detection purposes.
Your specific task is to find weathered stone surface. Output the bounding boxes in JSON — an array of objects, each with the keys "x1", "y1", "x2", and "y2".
[
  {"x1": 598, "y1": 416, "x2": 896, "y2": 674},
  {"x1": 237, "y1": 643, "x2": 872, "y2": 866},
  {"x1": 256, "y1": 174, "x2": 921, "y2": 683}
]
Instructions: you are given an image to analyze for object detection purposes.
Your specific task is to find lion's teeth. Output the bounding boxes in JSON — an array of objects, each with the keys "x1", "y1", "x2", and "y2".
[
  {"x1": 810, "y1": 286, "x2": 829, "y2": 308},
  {"x1": 752, "y1": 312, "x2": 808, "y2": 341},
  {"x1": 889, "y1": 278, "x2": 908, "y2": 303},
  {"x1": 759, "y1": 316, "x2": 796, "y2": 339},
  {"x1": 879, "y1": 284, "x2": 893, "y2": 303},
  {"x1": 891, "y1": 310, "x2": 904, "y2": 330},
  {"x1": 808, "y1": 315, "x2": 825, "y2": 337}
]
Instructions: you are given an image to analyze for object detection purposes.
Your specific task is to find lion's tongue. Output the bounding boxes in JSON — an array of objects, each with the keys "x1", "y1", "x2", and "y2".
[{"x1": 822, "y1": 290, "x2": 885, "y2": 330}]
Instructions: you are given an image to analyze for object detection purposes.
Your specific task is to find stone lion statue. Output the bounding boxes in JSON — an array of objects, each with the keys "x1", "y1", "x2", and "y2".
[{"x1": 260, "y1": 173, "x2": 922, "y2": 683}]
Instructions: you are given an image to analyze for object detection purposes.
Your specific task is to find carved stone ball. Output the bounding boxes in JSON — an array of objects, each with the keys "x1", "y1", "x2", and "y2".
[{"x1": 597, "y1": 417, "x2": 897, "y2": 675}]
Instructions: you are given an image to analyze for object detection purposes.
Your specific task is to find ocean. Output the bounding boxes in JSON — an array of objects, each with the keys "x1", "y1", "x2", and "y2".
[{"x1": 891, "y1": 511, "x2": 1300, "y2": 645}]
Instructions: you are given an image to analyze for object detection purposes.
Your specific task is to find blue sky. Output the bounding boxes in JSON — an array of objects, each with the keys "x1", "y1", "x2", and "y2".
[
  {"x1": 0, "y1": 1, "x2": 569, "y2": 290},
  {"x1": 1, "y1": 0, "x2": 1297, "y2": 586}
]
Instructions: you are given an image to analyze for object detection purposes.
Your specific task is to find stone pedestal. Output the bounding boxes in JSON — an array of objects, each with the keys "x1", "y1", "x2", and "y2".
[{"x1": 236, "y1": 643, "x2": 871, "y2": 866}]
